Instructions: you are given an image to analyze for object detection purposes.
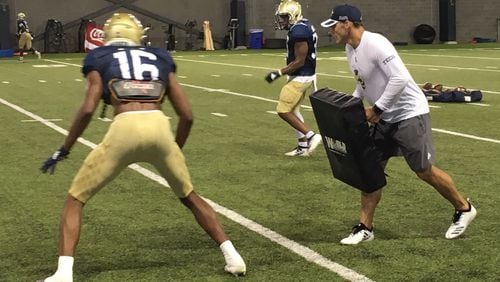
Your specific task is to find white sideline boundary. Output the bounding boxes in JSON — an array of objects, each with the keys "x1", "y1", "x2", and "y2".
[{"x1": 0, "y1": 95, "x2": 373, "y2": 281}]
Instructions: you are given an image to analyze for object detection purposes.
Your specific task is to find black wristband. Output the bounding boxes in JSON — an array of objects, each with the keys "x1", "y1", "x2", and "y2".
[{"x1": 373, "y1": 104, "x2": 384, "y2": 116}]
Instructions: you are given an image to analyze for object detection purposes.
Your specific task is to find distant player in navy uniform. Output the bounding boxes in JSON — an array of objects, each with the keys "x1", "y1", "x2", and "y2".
[
  {"x1": 39, "y1": 13, "x2": 246, "y2": 282},
  {"x1": 265, "y1": 0, "x2": 322, "y2": 157},
  {"x1": 16, "y1": 12, "x2": 41, "y2": 62}
]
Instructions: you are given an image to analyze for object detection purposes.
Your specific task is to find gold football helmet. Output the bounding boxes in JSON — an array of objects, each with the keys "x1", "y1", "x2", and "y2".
[
  {"x1": 17, "y1": 12, "x2": 26, "y2": 20},
  {"x1": 103, "y1": 13, "x2": 144, "y2": 45},
  {"x1": 275, "y1": 0, "x2": 303, "y2": 30}
]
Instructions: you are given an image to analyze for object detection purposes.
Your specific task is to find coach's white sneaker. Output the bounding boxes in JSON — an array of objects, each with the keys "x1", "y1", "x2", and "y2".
[
  {"x1": 35, "y1": 50, "x2": 42, "y2": 59},
  {"x1": 340, "y1": 223, "x2": 374, "y2": 245},
  {"x1": 220, "y1": 240, "x2": 246, "y2": 276},
  {"x1": 307, "y1": 134, "x2": 322, "y2": 155},
  {"x1": 445, "y1": 199, "x2": 477, "y2": 239},
  {"x1": 285, "y1": 146, "x2": 309, "y2": 157}
]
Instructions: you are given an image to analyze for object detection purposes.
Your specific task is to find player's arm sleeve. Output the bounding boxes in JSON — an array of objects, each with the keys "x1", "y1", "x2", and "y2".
[
  {"x1": 81, "y1": 52, "x2": 99, "y2": 77},
  {"x1": 373, "y1": 39, "x2": 410, "y2": 111},
  {"x1": 158, "y1": 49, "x2": 177, "y2": 81},
  {"x1": 290, "y1": 24, "x2": 309, "y2": 42}
]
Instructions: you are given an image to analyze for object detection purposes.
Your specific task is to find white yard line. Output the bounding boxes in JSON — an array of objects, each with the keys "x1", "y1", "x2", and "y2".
[
  {"x1": 44, "y1": 58, "x2": 500, "y2": 95},
  {"x1": 44, "y1": 59, "x2": 499, "y2": 144},
  {"x1": 21, "y1": 118, "x2": 62, "y2": 122},
  {"x1": 431, "y1": 128, "x2": 500, "y2": 144},
  {"x1": 211, "y1": 112, "x2": 227, "y2": 117},
  {"x1": 173, "y1": 58, "x2": 500, "y2": 95},
  {"x1": 406, "y1": 63, "x2": 500, "y2": 73},
  {"x1": 401, "y1": 52, "x2": 500, "y2": 61}
]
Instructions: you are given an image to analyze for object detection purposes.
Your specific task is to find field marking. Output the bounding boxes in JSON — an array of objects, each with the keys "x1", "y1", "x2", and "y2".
[
  {"x1": 172, "y1": 58, "x2": 500, "y2": 95},
  {"x1": 175, "y1": 57, "x2": 354, "y2": 79},
  {"x1": 406, "y1": 63, "x2": 500, "y2": 73},
  {"x1": 432, "y1": 128, "x2": 500, "y2": 144},
  {"x1": 468, "y1": 103, "x2": 490, "y2": 107},
  {"x1": 181, "y1": 83, "x2": 500, "y2": 143},
  {"x1": 42, "y1": 59, "x2": 499, "y2": 145},
  {"x1": 33, "y1": 64, "x2": 67, "y2": 68},
  {"x1": 211, "y1": 112, "x2": 227, "y2": 117},
  {"x1": 97, "y1": 117, "x2": 112, "y2": 122},
  {"x1": 43, "y1": 58, "x2": 500, "y2": 95},
  {"x1": 0, "y1": 96, "x2": 372, "y2": 282},
  {"x1": 401, "y1": 52, "x2": 500, "y2": 61},
  {"x1": 21, "y1": 118, "x2": 62, "y2": 122}
]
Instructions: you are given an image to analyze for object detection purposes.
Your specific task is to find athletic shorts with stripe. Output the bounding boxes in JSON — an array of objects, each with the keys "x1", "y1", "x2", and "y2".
[{"x1": 372, "y1": 113, "x2": 435, "y2": 172}]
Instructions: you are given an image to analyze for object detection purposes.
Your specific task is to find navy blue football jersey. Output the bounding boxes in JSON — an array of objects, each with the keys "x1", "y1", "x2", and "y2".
[
  {"x1": 82, "y1": 46, "x2": 176, "y2": 104},
  {"x1": 286, "y1": 19, "x2": 317, "y2": 76},
  {"x1": 17, "y1": 19, "x2": 29, "y2": 35}
]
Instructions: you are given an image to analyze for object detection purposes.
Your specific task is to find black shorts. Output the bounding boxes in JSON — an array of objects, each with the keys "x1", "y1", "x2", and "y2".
[{"x1": 372, "y1": 114, "x2": 435, "y2": 172}]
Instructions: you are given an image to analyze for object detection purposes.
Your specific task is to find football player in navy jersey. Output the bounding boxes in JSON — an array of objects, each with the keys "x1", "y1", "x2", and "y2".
[
  {"x1": 265, "y1": 0, "x2": 322, "y2": 157},
  {"x1": 39, "y1": 13, "x2": 245, "y2": 281},
  {"x1": 16, "y1": 12, "x2": 41, "y2": 61}
]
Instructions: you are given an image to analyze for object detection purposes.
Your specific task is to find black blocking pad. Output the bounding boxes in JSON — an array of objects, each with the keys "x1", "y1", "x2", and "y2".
[{"x1": 310, "y1": 88, "x2": 386, "y2": 193}]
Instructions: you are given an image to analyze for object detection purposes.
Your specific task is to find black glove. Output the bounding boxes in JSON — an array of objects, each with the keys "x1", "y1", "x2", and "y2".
[
  {"x1": 265, "y1": 70, "x2": 282, "y2": 83},
  {"x1": 41, "y1": 146, "x2": 70, "y2": 174}
]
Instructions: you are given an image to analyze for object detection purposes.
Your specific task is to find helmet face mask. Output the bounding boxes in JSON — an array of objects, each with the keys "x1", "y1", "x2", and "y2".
[
  {"x1": 103, "y1": 13, "x2": 144, "y2": 46},
  {"x1": 275, "y1": 0, "x2": 303, "y2": 30}
]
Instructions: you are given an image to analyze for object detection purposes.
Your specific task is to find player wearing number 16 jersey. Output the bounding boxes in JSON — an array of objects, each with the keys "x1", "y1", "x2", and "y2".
[
  {"x1": 39, "y1": 13, "x2": 245, "y2": 282},
  {"x1": 265, "y1": 0, "x2": 322, "y2": 157}
]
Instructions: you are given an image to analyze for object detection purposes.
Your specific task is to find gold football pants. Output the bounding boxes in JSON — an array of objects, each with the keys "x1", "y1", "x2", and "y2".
[
  {"x1": 69, "y1": 110, "x2": 193, "y2": 202},
  {"x1": 276, "y1": 80, "x2": 313, "y2": 113}
]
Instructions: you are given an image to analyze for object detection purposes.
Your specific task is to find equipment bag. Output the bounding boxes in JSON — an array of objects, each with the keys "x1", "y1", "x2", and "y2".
[{"x1": 422, "y1": 83, "x2": 483, "y2": 102}]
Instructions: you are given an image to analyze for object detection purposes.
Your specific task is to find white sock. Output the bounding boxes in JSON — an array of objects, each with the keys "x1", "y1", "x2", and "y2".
[
  {"x1": 45, "y1": 256, "x2": 73, "y2": 282},
  {"x1": 305, "y1": 131, "x2": 315, "y2": 139},
  {"x1": 294, "y1": 111, "x2": 306, "y2": 139},
  {"x1": 220, "y1": 240, "x2": 243, "y2": 265},
  {"x1": 57, "y1": 256, "x2": 74, "y2": 274}
]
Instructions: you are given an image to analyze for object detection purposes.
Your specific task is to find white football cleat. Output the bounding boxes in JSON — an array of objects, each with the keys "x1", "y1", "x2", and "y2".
[
  {"x1": 340, "y1": 223, "x2": 374, "y2": 245},
  {"x1": 307, "y1": 134, "x2": 322, "y2": 155},
  {"x1": 445, "y1": 199, "x2": 477, "y2": 239},
  {"x1": 284, "y1": 146, "x2": 309, "y2": 157},
  {"x1": 35, "y1": 50, "x2": 42, "y2": 59}
]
